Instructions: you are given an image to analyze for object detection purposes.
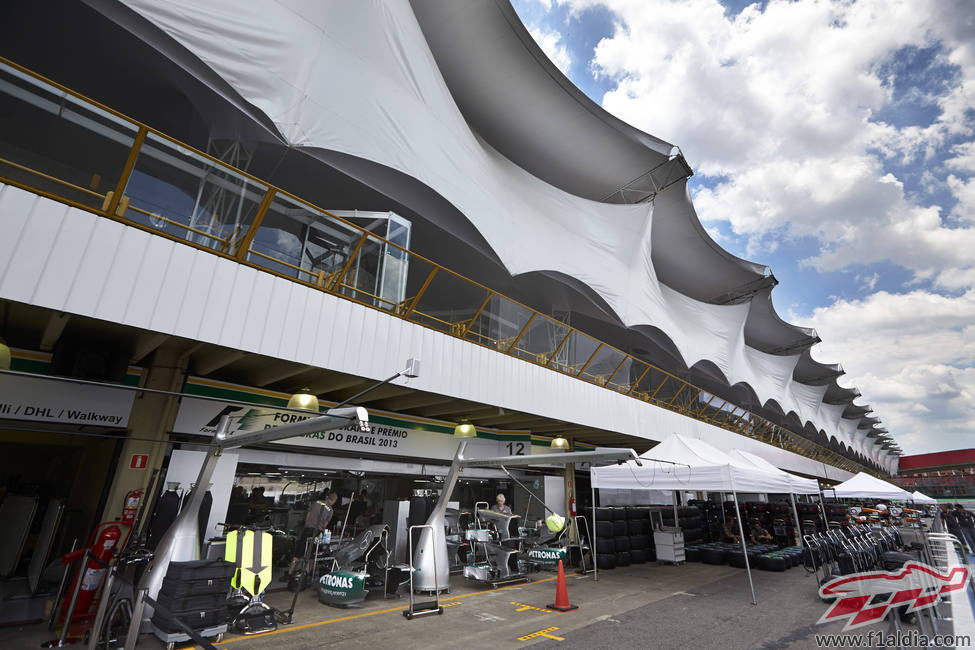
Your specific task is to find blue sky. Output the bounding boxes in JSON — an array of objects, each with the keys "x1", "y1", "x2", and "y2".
[{"x1": 512, "y1": 0, "x2": 975, "y2": 455}]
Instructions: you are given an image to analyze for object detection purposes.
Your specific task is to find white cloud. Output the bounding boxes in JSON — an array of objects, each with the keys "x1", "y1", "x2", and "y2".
[
  {"x1": 947, "y1": 174, "x2": 975, "y2": 224},
  {"x1": 529, "y1": 26, "x2": 572, "y2": 75},
  {"x1": 857, "y1": 272, "x2": 880, "y2": 291},
  {"x1": 947, "y1": 141, "x2": 975, "y2": 173},
  {"x1": 556, "y1": 0, "x2": 975, "y2": 289},
  {"x1": 802, "y1": 290, "x2": 975, "y2": 454}
]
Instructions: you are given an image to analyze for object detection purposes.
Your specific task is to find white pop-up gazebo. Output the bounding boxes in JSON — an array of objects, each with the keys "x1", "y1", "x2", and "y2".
[
  {"x1": 911, "y1": 490, "x2": 938, "y2": 504},
  {"x1": 591, "y1": 434, "x2": 797, "y2": 604},
  {"x1": 726, "y1": 448, "x2": 825, "y2": 541},
  {"x1": 828, "y1": 472, "x2": 913, "y2": 501}
]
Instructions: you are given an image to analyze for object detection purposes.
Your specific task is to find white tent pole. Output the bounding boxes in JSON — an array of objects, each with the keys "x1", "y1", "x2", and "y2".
[
  {"x1": 592, "y1": 484, "x2": 598, "y2": 582},
  {"x1": 731, "y1": 482, "x2": 757, "y2": 605},
  {"x1": 789, "y1": 493, "x2": 803, "y2": 546}
]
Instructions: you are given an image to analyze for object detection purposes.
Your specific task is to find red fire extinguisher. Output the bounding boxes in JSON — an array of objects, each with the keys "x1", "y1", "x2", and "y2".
[
  {"x1": 121, "y1": 489, "x2": 143, "y2": 526},
  {"x1": 59, "y1": 523, "x2": 121, "y2": 623},
  {"x1": 569, "y1": 497, "x2": 577, "y2": 517}
]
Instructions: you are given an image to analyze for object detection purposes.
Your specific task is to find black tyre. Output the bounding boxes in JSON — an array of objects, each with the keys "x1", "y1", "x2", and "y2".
[
  {"x1": 703, "y1": 548, "x2": 728, "y2": 565},
  {"x1": 614, "y1": 537, "x2": 631, "y2": 552},
  {"x1": 629, "y1": 548, "x2": 648, "y2": 564},
  {"x1": 615, "y1": 551, "x2": 631, "y2": 567},
  {"x1": 613, "y1": 520, "x2": 629, "y2": 536},
  {"x1": 594, "y1": 521, "x2": 614, "y2": 537},
  {"x1": 683, "y1": 527, "x2": 704, "y2": 543},
  {"x1": 758, "y1": 555, "x2": 787, "y2": 571},
  {"x1": 685, "y1": 547, "x2": 702, "y2": 562},
  {"x1": 595, "y1": 538, "x2": 616, "y2": 554},
  {"x1": 594, "y1": 507, "x2": 613, "y2": 522},
  {"x1": 628, "y1": 520, "x2": 651, "y2": 536},
  {"x1": 678, "y1": 506, "x2": 700, "y2": 517},
  {"x1": 596, "y1": 553, "x2": 616, "y2": 570},
  {"x1": 611, "y1": 507, "x2": 628, "y2": 521},
  {"x1": 629, "y1": 535, "x2": 649, "y2": 550},
  {"x1": 727, "y1": 551, "x2": 747, "y2": 568}
]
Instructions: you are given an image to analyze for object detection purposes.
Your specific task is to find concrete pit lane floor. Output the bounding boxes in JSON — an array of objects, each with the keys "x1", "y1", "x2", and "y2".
[
  {"x1": 3, "y1": 560, "x2": 969, "y2": 649},
  {"x1": 204, "y1": 561, "x2": 970, "y2": 650}
]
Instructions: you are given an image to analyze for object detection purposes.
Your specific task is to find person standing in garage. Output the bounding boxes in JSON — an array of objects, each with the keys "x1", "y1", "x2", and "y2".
[
  {"x1": 287, "y1": 490, "x2": 338, "y2": 580},
  {"x1": 490, "y1": 493, "x2": 512, "y2": 515}
]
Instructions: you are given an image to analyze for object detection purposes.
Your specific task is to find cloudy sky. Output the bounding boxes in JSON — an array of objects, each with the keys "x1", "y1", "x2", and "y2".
[{"x1": 512, "y1": 0, "x2": 975, "y2": 456}]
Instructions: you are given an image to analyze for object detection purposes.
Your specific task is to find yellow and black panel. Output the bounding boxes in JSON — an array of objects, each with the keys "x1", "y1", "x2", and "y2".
[{"x1": 238, "y1": 529, "x2": 273, "y2": 596}]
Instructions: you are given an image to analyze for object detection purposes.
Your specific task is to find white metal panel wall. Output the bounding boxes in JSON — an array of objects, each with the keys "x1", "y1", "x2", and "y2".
[{"x1": 0, "y1": 184, "x2": 852, "y2": 481}]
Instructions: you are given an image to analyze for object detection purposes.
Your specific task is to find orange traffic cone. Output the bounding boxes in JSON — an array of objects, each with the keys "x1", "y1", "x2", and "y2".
[{"x1": 547, "y1": 559, "x2": 578, "y2": 612}]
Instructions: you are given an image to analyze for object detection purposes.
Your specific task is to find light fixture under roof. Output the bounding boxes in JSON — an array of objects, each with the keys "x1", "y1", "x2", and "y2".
[
  {"x1": 287, "y1": 388, "x2": 319, "y2": 412},
  {"x1": 551, "y1": 436, "x2": 570, "y2": 451},
  {"x1": 454, "y1": 423, "x2": 476, "y2": 438}
]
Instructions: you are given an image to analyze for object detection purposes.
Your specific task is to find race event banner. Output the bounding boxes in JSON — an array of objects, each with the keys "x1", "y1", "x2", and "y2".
[{"x1": 172, "y1": 377, "x2": 568, "y2": 462}]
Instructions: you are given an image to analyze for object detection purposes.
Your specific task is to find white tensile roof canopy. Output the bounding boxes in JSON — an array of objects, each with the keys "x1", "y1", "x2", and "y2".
[{"x1": 88, "y1": 0, "x2": 895, "y2": 472}]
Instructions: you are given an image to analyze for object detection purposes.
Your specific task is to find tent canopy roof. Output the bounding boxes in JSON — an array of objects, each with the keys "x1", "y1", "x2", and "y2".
[
  {"x1": 829, "y1": 472, "x2": 912, "y2": 500},
  {"x1": 592, "y1": 434, "x2": 796, "y2": 493},
  {"x1": 911, "y1": 490, "x2": 937, "y2": 504},
  {"x1": 726, "y1": 449, "x2": 821, "y2": 494}
]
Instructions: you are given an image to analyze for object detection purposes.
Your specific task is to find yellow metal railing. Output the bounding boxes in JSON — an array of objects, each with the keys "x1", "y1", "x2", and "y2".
[{"x1": 0, "y1": 56, "x2": 878, "y2": 476}]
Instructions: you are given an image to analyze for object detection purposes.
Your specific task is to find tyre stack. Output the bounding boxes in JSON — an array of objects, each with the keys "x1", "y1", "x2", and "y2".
[
  {"x1": 826, "y1": 504, "x2": 848, "y2": 525},
  {"x1": 688, "y1": 500, "x2": 723, "y2": 542},
  {"x1": 589, "y1": 507, "x2": 617, "y2": 570},
  {"x1": 587, "y1": 506, "x2": 654, "y2": 570},
  {"x1": 625, "y1": 506, "x2": 652, "y2": 564},
  {"x1": 796, "y1": 502, "x2": 824, "y2": 534},
  {"x1": 659, "y1": 506, "x2": 705, "y2": 544}
]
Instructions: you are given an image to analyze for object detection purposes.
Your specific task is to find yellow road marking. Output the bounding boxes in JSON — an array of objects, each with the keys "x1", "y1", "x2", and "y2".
[
  {"x1": 518, "y1": 626, "x2": 564, "y2": 641},
  {"x1": 511, "y1": 601, "x2": 551, "y2": 613},
  {"x1": 213, "y1": 576, "x2": 559, "y2": 645}
]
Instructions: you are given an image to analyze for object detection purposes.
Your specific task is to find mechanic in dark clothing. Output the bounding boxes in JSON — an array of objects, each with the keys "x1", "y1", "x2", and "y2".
[
  {"x1": 953, "y1": 504, "x2": 975, "y2": 554},
  {"x1": 288, "y1": 490, "x2": 338, "y2": 577},
  {"x1": 749, "y1": 519, "x2": 773, "y2": 544}
]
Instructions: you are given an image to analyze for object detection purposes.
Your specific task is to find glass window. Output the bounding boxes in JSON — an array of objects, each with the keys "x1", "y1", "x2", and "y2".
[
  {"x1": 0, "y1": 63, "x2": 137, "y2": 210},
  {"x1": 248, "y1": 194, "x2": 363, "y2": 285},
  {"x1": 123, "y1": 133, "x2": 267, "y2": 254}
]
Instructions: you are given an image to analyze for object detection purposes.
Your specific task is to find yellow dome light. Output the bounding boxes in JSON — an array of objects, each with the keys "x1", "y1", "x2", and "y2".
[
  {"x1": 551, "y1": 436, "x2": 570, "y2": 450},
  {"x1": 454, "y1": 423, "x2": 477, "y2": 438},
  {"x1": 287, "y1": 389, "x2": 319, "y2": 412}
]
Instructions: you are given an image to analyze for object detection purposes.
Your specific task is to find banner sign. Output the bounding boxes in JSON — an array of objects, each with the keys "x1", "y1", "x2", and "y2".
[
  {"x1": 173, "y1": 377, "x2": 567, "y2": 462},
  {"x1": 0, "y1": 371, "x2": 136, "y2": 427}
]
